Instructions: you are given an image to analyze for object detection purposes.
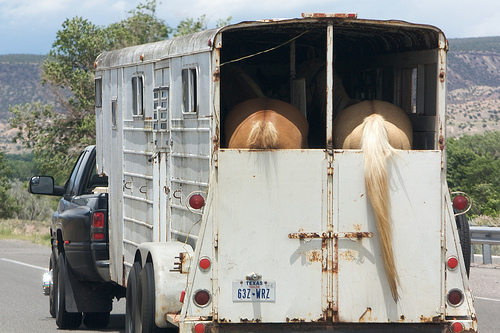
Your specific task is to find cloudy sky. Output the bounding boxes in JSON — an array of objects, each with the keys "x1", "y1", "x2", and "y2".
[{"x1": 1, "y1": 0, "x2": 500, "y2": 55}]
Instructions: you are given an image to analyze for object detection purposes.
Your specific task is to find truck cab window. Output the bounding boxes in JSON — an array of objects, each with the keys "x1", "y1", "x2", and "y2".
[{"x1": 65, "y1": 151, "x2": 87, "y2": 196}]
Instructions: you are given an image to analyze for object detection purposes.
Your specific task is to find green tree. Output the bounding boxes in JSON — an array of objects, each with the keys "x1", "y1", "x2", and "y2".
[
  {"x1": 175, "y1": 15, "x2": 208, "y2": 37},
  {"x1": 0, "y1": 152, "x2": 17, "y2": 218},
  {"x1": 447, "y1": 132, "x2": 500, "y2": 217},
  {"x1": 5, "y1": 152, "x2": 38, "y2": 181},
  {"x1": 9, "y1": 1, "x2": 171, "y2": 181},
  {"x1": 174, "y1": 15, "x2": 232, "y2": 36},
  {"x1": 105, "y1": 0, "x2": 172, "y2": 49},
  {"x1": 9, "y1": 0, "x2": 230, "y2": 181},
  {"x1": 10, "y1": 16, "x2": 106, "y2": 182}
]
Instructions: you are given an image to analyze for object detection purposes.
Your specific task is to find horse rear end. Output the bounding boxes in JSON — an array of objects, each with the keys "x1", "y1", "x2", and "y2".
[
  {"x1": 333, "y1": 100, "x2": 412, "y2": 302},
  {"x1": 225, "y1": 98, "x2": 309, "y2": 149}
]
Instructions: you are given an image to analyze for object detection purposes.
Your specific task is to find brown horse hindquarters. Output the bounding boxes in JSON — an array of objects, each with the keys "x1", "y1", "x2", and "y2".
[{"x1": 225, "y1": 98, "x2": 309, "y2": 149}]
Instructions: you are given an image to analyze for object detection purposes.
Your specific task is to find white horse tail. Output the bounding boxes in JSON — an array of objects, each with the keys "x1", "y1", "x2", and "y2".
[
  {"x1": 361, "y1": 114, "x2": 400, "y2": 302},
  {"x1": 246, "y1": 121, "x2": 279, "y2": 149}
]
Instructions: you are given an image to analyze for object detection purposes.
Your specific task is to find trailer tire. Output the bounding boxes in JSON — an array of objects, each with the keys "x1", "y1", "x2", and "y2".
[
  {"x1": 140, "y1": 262, "x2": 165, "y2": 333},
  {"x1": 49, "y1": 252, "x2": 56, "y2": 318},
  {"x1": 455, "y1": 210, "x2": 471, "y2": 277},
  {"x1": 55, "y1": 253, "x2": 82, "y2": 329},
  {"x1": 83, "y1": 311, "x2": 111, "y2": 329},
  {"x1": 125, "y1": 262, "x2": 142, "y2": 333}
]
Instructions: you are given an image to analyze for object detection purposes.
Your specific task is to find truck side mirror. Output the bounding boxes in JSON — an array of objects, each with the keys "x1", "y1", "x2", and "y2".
[{"x1": 29, "y1": 176, "x2": 56, "y2": 195}]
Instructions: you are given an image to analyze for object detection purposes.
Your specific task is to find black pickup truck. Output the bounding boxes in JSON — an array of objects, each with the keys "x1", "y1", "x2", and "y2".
[{"x1": 30, "y1": 145, "x2": 125, "y2": 329}]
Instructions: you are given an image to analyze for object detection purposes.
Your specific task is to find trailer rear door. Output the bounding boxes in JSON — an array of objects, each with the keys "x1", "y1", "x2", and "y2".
[
  {"x1": 334, "y1": 150, "x2": 443, "y2": 323},
  {"x1": 217, "y1": 149, "x2": 328, "y2": 323}
]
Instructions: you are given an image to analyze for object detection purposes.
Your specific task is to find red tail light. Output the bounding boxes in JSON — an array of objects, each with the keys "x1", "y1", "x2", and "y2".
[
  {"x1": 180, "y1": 290, "x2": 186, "y2": 303},
  {"x1": 91, "y1": 212, "x2": 106, "y2": 241},
  {"x1": 193, "y1": 289, "x2": 211, "y2": 307},
  {"x1": 447, "y1": 289, "x2": 464, "y2": 306},
  {"x1": 189, "y1": 194, "x2": 205, "y2": 209},
  {"x1": 92, "y1": 211, "x2": 105, "y2": 227},
  {"x1": 199, "y1": 257, "x2": 211, "y2": 271},
  {"x1": 452, "y1": 195, "x2": 468, "y2": 211},
  {"x1": 447, "y1": 256, "x2": 459, "y2": 270},
  {"x1": 450, "y1": 321, "x2": 464, "y2": 333},
  {"x1": 92, "y1": 233, "x2": 105, "y2": 240},
  {"x1": 194, "y1": 323, "x2": 206, "y2": 333}
]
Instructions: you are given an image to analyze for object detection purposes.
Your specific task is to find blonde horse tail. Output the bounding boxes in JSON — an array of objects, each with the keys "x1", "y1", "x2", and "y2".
[
  {"x1": 246, "y1": 121, "x2": 279, "y2": 149},
  {"x1": 361, "y1": 114, "x2": 400, "y2": 302}
]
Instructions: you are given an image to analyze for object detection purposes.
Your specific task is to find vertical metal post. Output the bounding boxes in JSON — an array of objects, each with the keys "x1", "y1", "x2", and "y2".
[
  {"x1": 326, "y1": 24, "x2": 334, "y2": 152},
  {"x1": 482, "y1": 244, "x2": 492, "y2": 265},
  {"x1": 325, "y1": 22, "x2": 338, "y2": 322},
  {"x1": 290, "y1": 39, "x2": 296, "y2": 91}
]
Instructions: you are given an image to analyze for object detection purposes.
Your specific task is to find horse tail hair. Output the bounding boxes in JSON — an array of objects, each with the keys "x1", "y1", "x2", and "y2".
[
  {"x1": 246, "y1": 121, "x2": 279, "y2": 149},
  {"x1": 361, "y1": 114, "x2": 400, "y2": 302}
]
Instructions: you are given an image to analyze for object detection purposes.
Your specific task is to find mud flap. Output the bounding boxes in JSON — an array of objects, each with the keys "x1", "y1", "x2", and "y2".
[{"x1": 63, "y1": 259, "x2": 113, "y2": 313}]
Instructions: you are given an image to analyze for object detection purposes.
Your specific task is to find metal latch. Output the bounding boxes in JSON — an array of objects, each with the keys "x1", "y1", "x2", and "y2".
[{"x1": 171, "y1": 252, "x2": 193, "y2": 274}]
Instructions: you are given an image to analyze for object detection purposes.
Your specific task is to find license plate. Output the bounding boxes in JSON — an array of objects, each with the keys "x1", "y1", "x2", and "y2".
[{"x1": 232, "y1": 280, "x2": 275, "y2": 302}]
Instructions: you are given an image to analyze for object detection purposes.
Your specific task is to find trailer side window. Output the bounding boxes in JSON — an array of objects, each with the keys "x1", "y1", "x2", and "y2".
[
  {"x1": 153, "y1": 87, "x2": 169, "y2": 130},
  {"x1": 95, "y1": 78, "x2": 102, "y2": 108},
  {"x1": 182, "y1": 68, "x2": 197, "y2": 113},
  {"x1": 111, "y1": 99, "x2": 117, "y2": 128},
  {"x1": 132, "y1": 75, "x2": 144, "y2": 116}
]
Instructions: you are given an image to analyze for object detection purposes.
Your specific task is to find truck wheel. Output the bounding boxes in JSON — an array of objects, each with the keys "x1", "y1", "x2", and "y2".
[
  {"x1": 83, "y1": 312, "x2": 111, "y2": 329},
  {"x1": 49, "y1": 252, "x2": 56, "y2": 318},
  {"x1": 454, "y1": 209, "x2": 471, "y2": 277},
  {"x1": 125, "y1": 262, "x2": 142, "y2": 333},
  {"x1": 140, "y1": 262, "x2": 165, "y2": 333},
  {"x1": 55, "y1": 253, "x2": 82, "y2": 329}
]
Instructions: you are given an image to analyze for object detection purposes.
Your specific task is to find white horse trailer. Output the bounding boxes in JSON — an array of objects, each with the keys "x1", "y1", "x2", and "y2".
[{"x1": 94, "y1": 15, "x2": 477, "y2": 333}]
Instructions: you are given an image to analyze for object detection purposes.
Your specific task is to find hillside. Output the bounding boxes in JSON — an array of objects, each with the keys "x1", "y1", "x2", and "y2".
[
  {"x1": 0, "y1": 55, "x2": 52, "y2": 117},
  {"x1": 446, "y1": 36, "x2": 500, "y2": 136},
  {"x1": 0, "y1": 55, "x2": 55, "y2": 153},
  {"x1": 1, "y1": 37, "x2": 500, "y2": 152}
]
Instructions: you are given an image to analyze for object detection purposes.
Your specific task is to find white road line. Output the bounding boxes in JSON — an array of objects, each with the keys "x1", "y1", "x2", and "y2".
[
  {"x1": 1, "y1": 258, "x2": 47, "y2": 271},
  {"x1": 475, "y1": 296, "x2": 500, "y2": 303}
]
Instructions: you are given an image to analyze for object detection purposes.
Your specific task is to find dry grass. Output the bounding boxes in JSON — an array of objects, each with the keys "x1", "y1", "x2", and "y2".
[{"x1": 0, "y1": 219, "x2": 51, "y2": 246}]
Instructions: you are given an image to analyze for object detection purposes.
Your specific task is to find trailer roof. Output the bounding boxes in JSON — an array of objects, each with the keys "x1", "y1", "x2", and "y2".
[{"x1": 95, "y1": 17, "x2": 445, "y2": 70}]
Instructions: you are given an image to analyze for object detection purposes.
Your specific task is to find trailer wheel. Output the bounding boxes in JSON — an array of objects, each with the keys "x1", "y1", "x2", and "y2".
[
  {"x1": 140, "y1": 262, "x2": 165, "y2": 333},
  {"x1": 83, "y1": 312, "x2": 110, "y2": 329},
  {"x1": 454, "y1": 210, "x2": 471, "y2": 277},
  {"x1": 55, "y1": 253, "x2": 82, "y2": 329},
  {"x1": 125, "y1": 262, "x2": 142, "y2": 333},
  {"x1": 49, "y1": 252, "x2": 56, "y2": 318}
]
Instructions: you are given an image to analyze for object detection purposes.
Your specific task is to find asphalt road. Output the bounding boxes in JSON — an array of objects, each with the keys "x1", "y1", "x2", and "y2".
[
  {"x1": 0, "y1": 239, "x2": 499, "y2": 332},
  {"x1": 0, "y1": 239, "x2": 125, "y2": 333}
]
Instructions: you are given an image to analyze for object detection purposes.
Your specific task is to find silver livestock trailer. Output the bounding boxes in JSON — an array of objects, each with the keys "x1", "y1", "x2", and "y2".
[{"x1": 94, "y1": 14, "x2": 477, "y2": 333}]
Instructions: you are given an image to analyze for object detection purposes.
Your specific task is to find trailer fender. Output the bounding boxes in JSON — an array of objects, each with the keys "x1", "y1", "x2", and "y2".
[{"x1": 137, "y1": 242, "x2": 194, "y2": 327}]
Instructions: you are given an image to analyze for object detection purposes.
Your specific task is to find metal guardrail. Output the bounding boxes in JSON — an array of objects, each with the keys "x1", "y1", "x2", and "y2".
[{"x1": 470, "y1": 226, "x2": 500, "y2": 265}]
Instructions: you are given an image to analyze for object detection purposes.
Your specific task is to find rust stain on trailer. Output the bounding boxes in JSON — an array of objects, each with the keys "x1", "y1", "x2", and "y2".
[
  {"x1": 288, "y1": 231, "x2": 326, "y2": 239},
  {"x1": 419, "y1": 315, "x2": 442, "y2": 323},
  {"x1": 359, "y1": 307, "x2": 373, "y2": 322},
  {"x1": 287, "y1": 317, "x2": 306, "y2": 323},
  {"x1": 322, "y1": 238, "x2": 329, "y2": 273},
  {"x1": 339, "y1": 249, "x2": 358, "y2": 262},
  {"x1": 240, "y1": 317, "x2": 261, "y2": 323},
  {"x1": 340, "y1": 232, "x2": 373, "y2": 239},
  {"x1": 306, "y1": 249, "x2": 322, "y2": 262},
  {"x1": 122, "y1": 255, "x2": 126, "y2": 286}
]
